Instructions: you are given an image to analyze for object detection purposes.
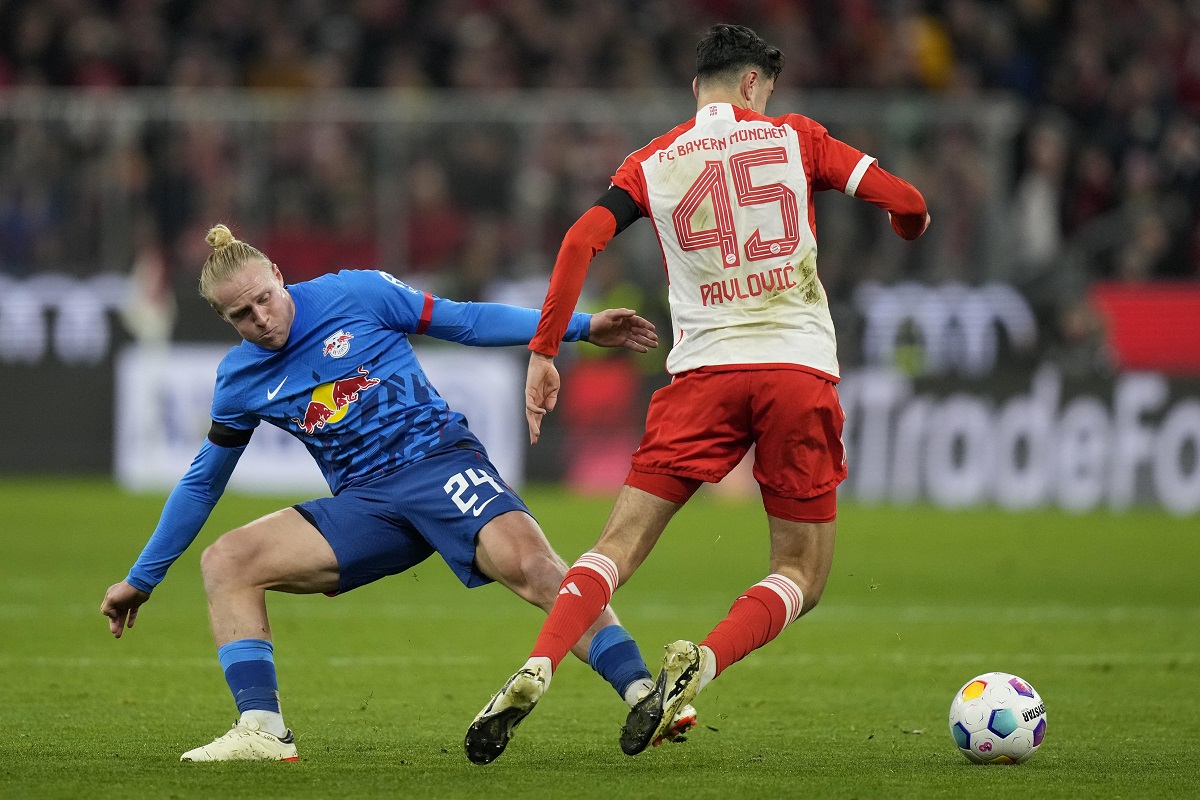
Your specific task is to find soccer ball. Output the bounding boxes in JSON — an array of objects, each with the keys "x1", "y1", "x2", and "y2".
[{"x1": 948, "y1": 672, "x2": 1047, "y2": 764}]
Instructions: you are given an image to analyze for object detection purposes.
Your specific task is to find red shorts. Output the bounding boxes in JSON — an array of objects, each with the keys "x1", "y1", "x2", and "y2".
[{"x1": 626, "y1": 367, "x2": 847, "y2": 522}]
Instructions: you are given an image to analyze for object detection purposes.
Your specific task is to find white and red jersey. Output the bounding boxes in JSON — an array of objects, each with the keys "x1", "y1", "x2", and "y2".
[
  {"x1": 615, "y1": 102, "x2": 875, "y2": 379},
  {"x1": 529, "y1": 102, "x2": 926, "y2": 377}
]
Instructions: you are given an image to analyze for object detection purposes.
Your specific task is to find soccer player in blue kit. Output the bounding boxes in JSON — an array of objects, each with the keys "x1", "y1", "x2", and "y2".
[{"x1": 100, "y1": 224, "x2": 693, "y2": 762}]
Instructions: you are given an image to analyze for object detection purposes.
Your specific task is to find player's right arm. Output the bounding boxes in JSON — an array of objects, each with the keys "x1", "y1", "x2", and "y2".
[
  {"x1": 525, "y1": 186, "x2": 643, "y2": 443},
  {"x1": 102, "y1": 413, "x2": 251, "y2": 638},
  {"x1": 528, "y1": 187, "x2": 643, "y2": 358}
]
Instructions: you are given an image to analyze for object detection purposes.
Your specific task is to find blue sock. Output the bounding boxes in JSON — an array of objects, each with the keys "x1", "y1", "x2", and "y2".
[
  {"x1": 217, "y1": 638, "x2": 280, "y2": 714},
  {"x1": 588, "y1": 625, "x2": 652, "y2": 700}
]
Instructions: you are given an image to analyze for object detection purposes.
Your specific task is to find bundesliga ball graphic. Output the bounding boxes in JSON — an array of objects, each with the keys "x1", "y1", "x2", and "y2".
[{"x1": 948, "y1": 672, "x2": 1047, "y2": 764}]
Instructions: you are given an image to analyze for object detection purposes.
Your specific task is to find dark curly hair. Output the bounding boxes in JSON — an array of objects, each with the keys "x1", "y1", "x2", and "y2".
[{"x1": 696, "y1": 24, "x2": 784, "y2": 86}]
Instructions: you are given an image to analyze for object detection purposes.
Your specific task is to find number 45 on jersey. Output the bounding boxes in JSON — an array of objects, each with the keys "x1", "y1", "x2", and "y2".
[{"x1": 673, "y1": 146, "x2": 800, "y2": 269}]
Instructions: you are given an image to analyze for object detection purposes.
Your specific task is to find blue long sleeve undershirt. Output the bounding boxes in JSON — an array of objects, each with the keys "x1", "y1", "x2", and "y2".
[{"x1": 125, "y1": 440, "x2": 244, "y2": 593}]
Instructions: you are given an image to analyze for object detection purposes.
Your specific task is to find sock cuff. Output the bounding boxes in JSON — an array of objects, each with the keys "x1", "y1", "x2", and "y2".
[
  {"x1": 587, "y1": 624, "x2": 634, "y2": 666},
  {"x1": 573, "y1": 551, "x2": 619, "y2": 595},
  {"x1": 218, "y1": 638, "x2": 275, "y2": 672},
  {"x1": 586, "y1": 625, "x2": 651, "y2": 698},
  {"x1": 755, "y1": 574, "x2": 804, "y2": 626}
]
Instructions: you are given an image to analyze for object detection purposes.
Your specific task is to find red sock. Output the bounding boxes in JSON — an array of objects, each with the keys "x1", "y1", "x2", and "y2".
[
  {"x1": 531, "y1": 552, "x2": 619, "y2": 671},
  {"x1": 700, "y1": 574, "x2": 803, "y2": 678}
]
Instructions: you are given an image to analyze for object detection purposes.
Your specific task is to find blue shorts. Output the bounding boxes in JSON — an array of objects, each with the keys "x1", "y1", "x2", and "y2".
[{"x1": 294, "y1": 445, "x2": 532, "y2": 594}]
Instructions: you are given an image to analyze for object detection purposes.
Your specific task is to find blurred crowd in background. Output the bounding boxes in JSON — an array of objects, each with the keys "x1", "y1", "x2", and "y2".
[{"x1": 0, "y1": 0, "x2": 1198, "y2": 357}]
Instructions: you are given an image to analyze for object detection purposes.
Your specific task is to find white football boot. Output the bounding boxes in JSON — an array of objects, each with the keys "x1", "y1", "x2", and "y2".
[
  {"x1": 464, "y1": 664, "x2": 549, "y2": 765},
  {"x1": 620, "y1": 640, "x2": 705, "y2": 755},
  {"x1": 180, "y1": 718, "x2": 299, "y2": 762}
]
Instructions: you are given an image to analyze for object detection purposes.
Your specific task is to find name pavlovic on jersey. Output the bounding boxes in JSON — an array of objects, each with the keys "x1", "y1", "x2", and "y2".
[{"x1": 529, "y1": 102, "x2": 927, "y2": 382}]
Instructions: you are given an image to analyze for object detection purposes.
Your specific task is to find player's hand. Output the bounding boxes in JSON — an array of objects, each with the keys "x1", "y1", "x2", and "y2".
[
  {"x1": 588, "y1": 308, "x2": 659, "y2": 352},
  {"x1": 889, "y1": 210, "x2": 931, "y2": 240},
  {"x1": 101, "y1": 580, "x2": 151, "y2": 639},
  {"x1": 526, "y1": 352, "x2": 560, "y2": 445}
]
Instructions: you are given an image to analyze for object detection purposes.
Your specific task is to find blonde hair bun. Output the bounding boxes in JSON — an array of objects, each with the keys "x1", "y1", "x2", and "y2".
[
  {"x1": 206, "y1": 224, "x2": 237, "y2": 250},
  {"x1": 198, "y1": 224, "x2": 273, "y2": 308}
]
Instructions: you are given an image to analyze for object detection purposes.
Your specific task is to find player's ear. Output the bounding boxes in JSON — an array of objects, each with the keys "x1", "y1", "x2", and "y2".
[
  {"x1": 692, "y1": 77, "x2": 699, "y2": 98},
  {"x1": 271, "y1": 262, "x2": 284, "y2": 284},
  {"x1": 741, "y1": 70, "x2": 757, "y2": 104}
]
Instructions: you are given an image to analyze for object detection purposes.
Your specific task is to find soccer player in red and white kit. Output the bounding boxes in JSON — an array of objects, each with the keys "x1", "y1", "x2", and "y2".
[{"x1": 465, "y1": 23, "x2": 930, "y2": 764}]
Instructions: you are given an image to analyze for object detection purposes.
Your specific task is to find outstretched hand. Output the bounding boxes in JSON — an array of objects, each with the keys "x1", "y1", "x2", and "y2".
[
  {"x1": 525, "y1": 352, "x2": 560, "y2": 445},
  {"x1": 588, "y1": 308, "x2": 658, "y2": 352},
  {"x1": 101, "y1": 580, "x2": 150, "y2": 639}
]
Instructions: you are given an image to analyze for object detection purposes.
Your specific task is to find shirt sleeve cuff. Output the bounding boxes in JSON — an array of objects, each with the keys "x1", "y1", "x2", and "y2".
[
  {"x1": 567, "y1": 312, "x2": 591, "y2": 342},
  {"x1": 125, "y1": 573, "x2": 155, "y2": 594}
]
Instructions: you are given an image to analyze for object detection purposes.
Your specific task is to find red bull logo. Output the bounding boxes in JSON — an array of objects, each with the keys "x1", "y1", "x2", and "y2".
[{"x1": 290, "y1": 365, "x2": 380, "y2": 435}]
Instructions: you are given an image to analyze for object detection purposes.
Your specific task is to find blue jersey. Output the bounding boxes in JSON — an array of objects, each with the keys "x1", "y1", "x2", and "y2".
[{"x1": 126, "y1": 269, "x2": 592, "y2": 592}]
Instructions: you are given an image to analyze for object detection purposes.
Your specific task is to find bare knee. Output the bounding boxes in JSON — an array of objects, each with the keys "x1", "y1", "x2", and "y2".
[
  {"x1": 505, "y1": 551, "x2": 567, "y2": 611},
  {"x1": 200, "y1": 530, "x2": 258, "y2": 592}
]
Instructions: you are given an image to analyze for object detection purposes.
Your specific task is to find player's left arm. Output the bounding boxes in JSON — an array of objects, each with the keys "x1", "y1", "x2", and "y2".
[
  {"x1": 807, "y1": 121, "x2": 930, "y2": 240},
  {"x1": 347, "y1": 269, "x2": 572, "y2": 344},
  {"x1": 425, "y1": 298, "x2": 656, "y2": 351},
  {"x1": 854, "y1": 164, "x2": 930, "y2": 240},
  {"x1": 422, "y1": 298, "x2": 592, "y2": 347},
  {"x1": 353, "y1": 268, "x2": 652, "y2": 349}
]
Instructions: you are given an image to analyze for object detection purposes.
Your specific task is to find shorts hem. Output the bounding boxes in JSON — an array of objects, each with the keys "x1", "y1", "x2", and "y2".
[
  {"x1": 760, "y1": 482, "x2": 841, "y2": 523},
  {"x1": 625, "y1": 467, "x2": 703, "y2": 504},
  {"x1": 676, "y1": 363, "x2": 840, "y2": 384},
  {"x1": 458, "y1": 506, "x2": 535, "y2": 589},
  {"x1": 293, "y1": 504, "x2": 321, "y2": 532},
  {"x1": 628, "y1": 461, "x2": 726, "y2": 484}
]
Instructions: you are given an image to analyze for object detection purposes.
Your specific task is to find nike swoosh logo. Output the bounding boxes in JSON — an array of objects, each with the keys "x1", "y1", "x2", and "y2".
[
  {"x1": 266, "y1": 376, "x2": 288, "y2": 400},
  {"x1": 472, "y1": 494, "x2": 501, "y2": 517}
]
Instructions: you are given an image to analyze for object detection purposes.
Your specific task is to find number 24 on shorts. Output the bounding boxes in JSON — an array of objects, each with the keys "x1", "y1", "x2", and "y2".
[{"x1": 443, "y1": 468, "x2": 506, "y2": 516}]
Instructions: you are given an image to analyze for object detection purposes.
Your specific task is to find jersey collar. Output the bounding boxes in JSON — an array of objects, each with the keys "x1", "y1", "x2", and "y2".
[{"x1": 696, "y1": 102, "x2": 738, "y2": 122}]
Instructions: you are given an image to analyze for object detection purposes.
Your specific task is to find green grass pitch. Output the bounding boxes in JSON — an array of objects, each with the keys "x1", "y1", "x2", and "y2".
[{"x1": 1, "y1": 478, "x2": 1197, "y2": 798}]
